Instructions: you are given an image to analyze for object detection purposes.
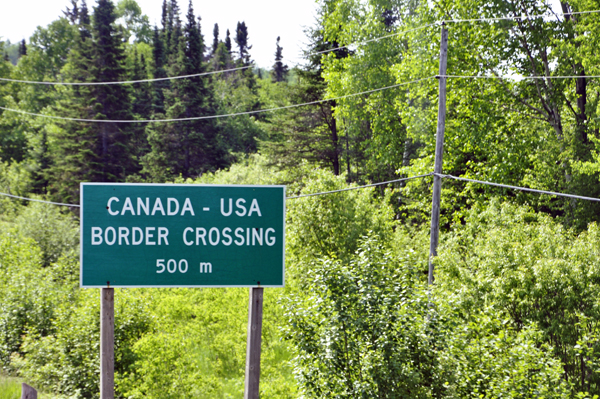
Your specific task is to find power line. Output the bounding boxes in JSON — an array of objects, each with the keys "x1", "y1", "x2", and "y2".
[
  {"x1": 0, "y1": 65, "x2": 252, "y2": 86},
  {"x1": 0, "y1": 191, "x2": 80, "y2": 207},
  {"x1": 0, "y1": 173, "x2": 433, "y2": 207},
  {"x1": 0, "y1": 76, "x2": 436, "y2": 123},
  {"x1": 308, "y1": 24, "x2": 436, "y2": 57},
  {"x1": 306, "y1": 9, "x2": 600, "y2": 59},
  {"x1": 4, "y1": 172, "x2": 600, "y2": 207},
  {"x1": 438, "y1": 173, "x2": 600, "y2": 202},
  {"x1": 287, "y1": 173, "x2": 434, "y2": 199},
  {"x1": 442, "y1": 74, "x2": 600, "y2": 80},
  {"x1": 442, "y1": 9, "x2": 600, "y2": 23}
]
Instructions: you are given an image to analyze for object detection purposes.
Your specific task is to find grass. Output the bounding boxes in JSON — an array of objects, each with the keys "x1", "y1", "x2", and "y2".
[
  {"x1": 0, "y1": 375, "x2": 56, "y2": 399},
  {"x1": 0, "y1": 376, "x2": 21, "y2": 399}
]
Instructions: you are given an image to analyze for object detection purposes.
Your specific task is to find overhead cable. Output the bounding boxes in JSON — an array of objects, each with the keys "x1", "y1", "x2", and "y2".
[
  {"x1": 438, "y1": 173, "x2": 600, "y2": 202},
  {"x1": 308, "y1": 24, "x2": 436, "y2": 57},
  {"x1": 442, "y1": 74, "x2": 600, "y2": 80},
  {"x1": 4, "y1": 172, "x2": 600, "y2": 207},
  {"x1": 0, "y1": 174, "x2": 434, "y2": 207},
  {"x1": 0, "y1": 191, "x2": 80, "y2": 207},
  {"x1": 442, "y1": 9, "x2": 600, "y2": 23},
  {"x1": 0, "y1": 76, "x2": 436, "y2": 123},
  {"x1": 0, "y1": 65, "x2": 252, "y2": 86},
  {"x1": 287, "y1": 173, "x2": 434, "y2": 199}
]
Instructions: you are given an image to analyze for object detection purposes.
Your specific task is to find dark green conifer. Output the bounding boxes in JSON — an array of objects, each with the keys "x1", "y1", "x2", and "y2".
[
  {"x1": 48, "y1": 0, "x2": 137, "y2": 202},
  {"x1": 224, "y1": 29, "x2": 232, "y2": 53},
  {"x1": 47, "y1": 1, "x2": 96, "y2": 202},
  {"x1": 271, "y1": 36, "x2": 288, "y2": 83},
  {"x1": 91, "y1": 0, "x2": 135, "y2": 181},
  {"x1": 234, "y1": 21, "x2": 251, "y2": 66},
  {"x1": 151, "y1": 25, "x2": 167, "y2": 113},
  {"x1": 18, "y1": 39, "x2": 27, "y2": 57},
  {"x1": 143, "y1": 0, "x2": 226, "y2": 180},
  {"x1": 211, "y1": 23, "x2": 219, "y2": 56}
]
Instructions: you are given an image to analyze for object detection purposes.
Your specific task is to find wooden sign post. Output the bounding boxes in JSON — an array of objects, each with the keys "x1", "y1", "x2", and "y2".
[
  {"x1": 100, "y1": 287, "x2": 114, "y2": 399},
  {"x1": 244, "y1": 287, "x2": 264, "y2": 399}
]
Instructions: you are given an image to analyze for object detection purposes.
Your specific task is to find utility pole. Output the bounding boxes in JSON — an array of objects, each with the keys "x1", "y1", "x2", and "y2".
[{"x1": 428, "y1": 25, "x2": 448, "y2": 285}]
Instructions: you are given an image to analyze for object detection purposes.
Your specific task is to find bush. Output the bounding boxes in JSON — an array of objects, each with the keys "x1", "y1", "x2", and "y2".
[
  {"x1": 15, "y1": 201, "x2": 78, "y2": 267},
  {"x1": 437, "y1": 200, "x2": 600, "y2": 395},
  {"x1": 285, "y1": 233, "x2": 570, "y2": 398}
]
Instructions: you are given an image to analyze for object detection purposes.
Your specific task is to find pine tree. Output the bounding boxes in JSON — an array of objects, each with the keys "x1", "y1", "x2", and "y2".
[
  {"x1": 271, "y1": 36, "x2": 288, "y2": 82},
  {"x1": 47, "y1": 0, "x2": 96, "y2": 202},
  {"x1": 151, "y1": 25, "x2": 167, "y2": 113},
  {"x1": 142, "y1": 0, "x2": 226, "y2": 180},
  {"x1": 18, "y1": 40, "x2": 27, "y2": 57},
  {"x1": 48, "y1": 0, "x2": 136, "y2": 203},
  {"x1": 211, "y1": 23, "x2": 219, "y2": 56},
  {"x1": 91, "y1": 0, "x2": 135, "y2": 181},
  {"x1": 234, "y1": 21, "x2": 251, "y2": 66},
  {"x1": 130, "y1": 49, "x2": 152, "y2": 160},
  {"x1": 261, "y1": 24, "x2": 346, "y2": 175},
  {"x1": 166, "y1": 0, "x2": 182, "y2": 59},
  {"x1": 224, "y1": 29, "x2": 232, "y2": 53}
]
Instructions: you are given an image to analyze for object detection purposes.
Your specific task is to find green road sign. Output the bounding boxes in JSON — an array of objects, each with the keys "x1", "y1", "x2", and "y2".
[{"x1": 80, "y1": 183, "x2": 285, "y2": 287}]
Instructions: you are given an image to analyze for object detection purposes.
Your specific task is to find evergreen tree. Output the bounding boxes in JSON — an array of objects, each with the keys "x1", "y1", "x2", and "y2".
[
  {"x1": 151, "y1": 25, "x2": 167, "y2": 113},
  {"x1": 130, "y1": 50, "x2": 152, "y2": 160},
  {"x1": 224, "y1": 29, "x2": 232, "y2": 53},
  {"x1": 142, "y1": 0, "x2": 226, "y2": 180},
  {"x1": 91, "y1": 0, "x2": 135, "y2": 181},
  {"x1": 47, "y1": 1, "x2": 96, "y2": 202},
  {"x1": 48, "y1": 0, "x2": 135, "y2": 202},
  {"x1": 165, "y1": 0, "x2": 182, "y2": 59},
  {"x1": 271, "y1": 36, "x2": 288, "y2": 83},
  {"x1": 261, "y1": 23, "x2": 347, "y2": 176},
  {"x1": 211, "y1": 23, "x2": 219, "y2": 56},
  {"x1": 63, "y1": 0, "x2": 80, "y2": 23},
  {"x1": 18, "y1": 40, "x2": 27, "y2": 57},
  {"x1": 234, "y1": 21, "x2": 251, "y2": 66}
]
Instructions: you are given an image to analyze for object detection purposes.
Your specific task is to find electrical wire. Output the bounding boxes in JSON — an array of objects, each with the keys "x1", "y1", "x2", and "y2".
[
  {"x1": 442, "y1": 74, "x2": 600, "y2": 80},
  {"x1": 0, "y1": 173, "x2": 433, "y2": 207},
  {"x1": 4, "y1": 172, "x2": 600, "y2": 207},
  {"x1": 437, "y1": 173, "x2": 600, "y2": 202},
  {"x1": 0, "y1": 65, "x2": 252, "y2": 86},
  {"x1": 307, "y1": 24, "x2": 436, "y2": 57},
  {"x1": 0, "y1": 191, "x2": 80, "y2": 207},
  {"x1": 442, "y1": 9, "x2": 600, "y2": 23},
  {"x1": 287, "y1": 173, "x2": 433, "y2": 199},
  {"x1": 0, "y1": 76, "x2": 436, "y2": 123}
]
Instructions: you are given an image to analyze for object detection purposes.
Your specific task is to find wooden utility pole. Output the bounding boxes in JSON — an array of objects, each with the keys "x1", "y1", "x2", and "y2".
[
  {"x1": 244, "y1": 287, "x2": 264, "y2": 399},
  {"x1": 428, "y1": 25, "x2": 449, "y2": 285},
  {"x1": 100, "y1": 287, "x2": 114, "y2": 399}
]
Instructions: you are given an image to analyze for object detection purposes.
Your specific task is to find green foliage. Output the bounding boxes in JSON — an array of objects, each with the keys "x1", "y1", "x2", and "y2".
[
  {"x1": 18, "y1": 289, "x2": 152, "y2": 398},
  {"x1": 0, "y1": 231, "x2": 51, "y2": 369},
  {"x1": 286, "y1": 167, "x2": 395, "y2": 279},
  {"x1": 14, "y1": 202, "x2": 78, "y2": 267},
  {"x1": 285, "y1": 235, "x2": 445, "y2": 398},
  {"x1": 0, "y1": 376, "x2": 21, "y2": 399},
  {"x1": 286, "y1": 233, "x2": 569, "y2": 397},
  {"x1": 437, "y1": 200, "x2": 600, "y2": 394},
  {"x1": 119, "y1": 288, "x2": 296, "y2": 399}
]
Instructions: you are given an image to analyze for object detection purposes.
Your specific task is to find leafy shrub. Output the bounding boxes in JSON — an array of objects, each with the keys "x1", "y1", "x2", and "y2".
[
  {"x1": 15, "y1": 201, "x2": 78, "y2": 267},
  {"x1": 18, "y1": 288, "x2": 152, "y2": 398},
  {"x1": 437, "y1": 200, "x2": 600, "y2": 394},
  {"x1": 0, "y1": 231, "x2": 58, "y2": 370},
  {"x1": 286, "y1": 233, "x2": 570, "y2": 398}
]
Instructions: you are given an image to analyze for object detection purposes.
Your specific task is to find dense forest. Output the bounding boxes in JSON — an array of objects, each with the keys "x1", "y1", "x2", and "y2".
[{"x1": 2, "y1": 0, "x2": 600, "y2": 397}]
